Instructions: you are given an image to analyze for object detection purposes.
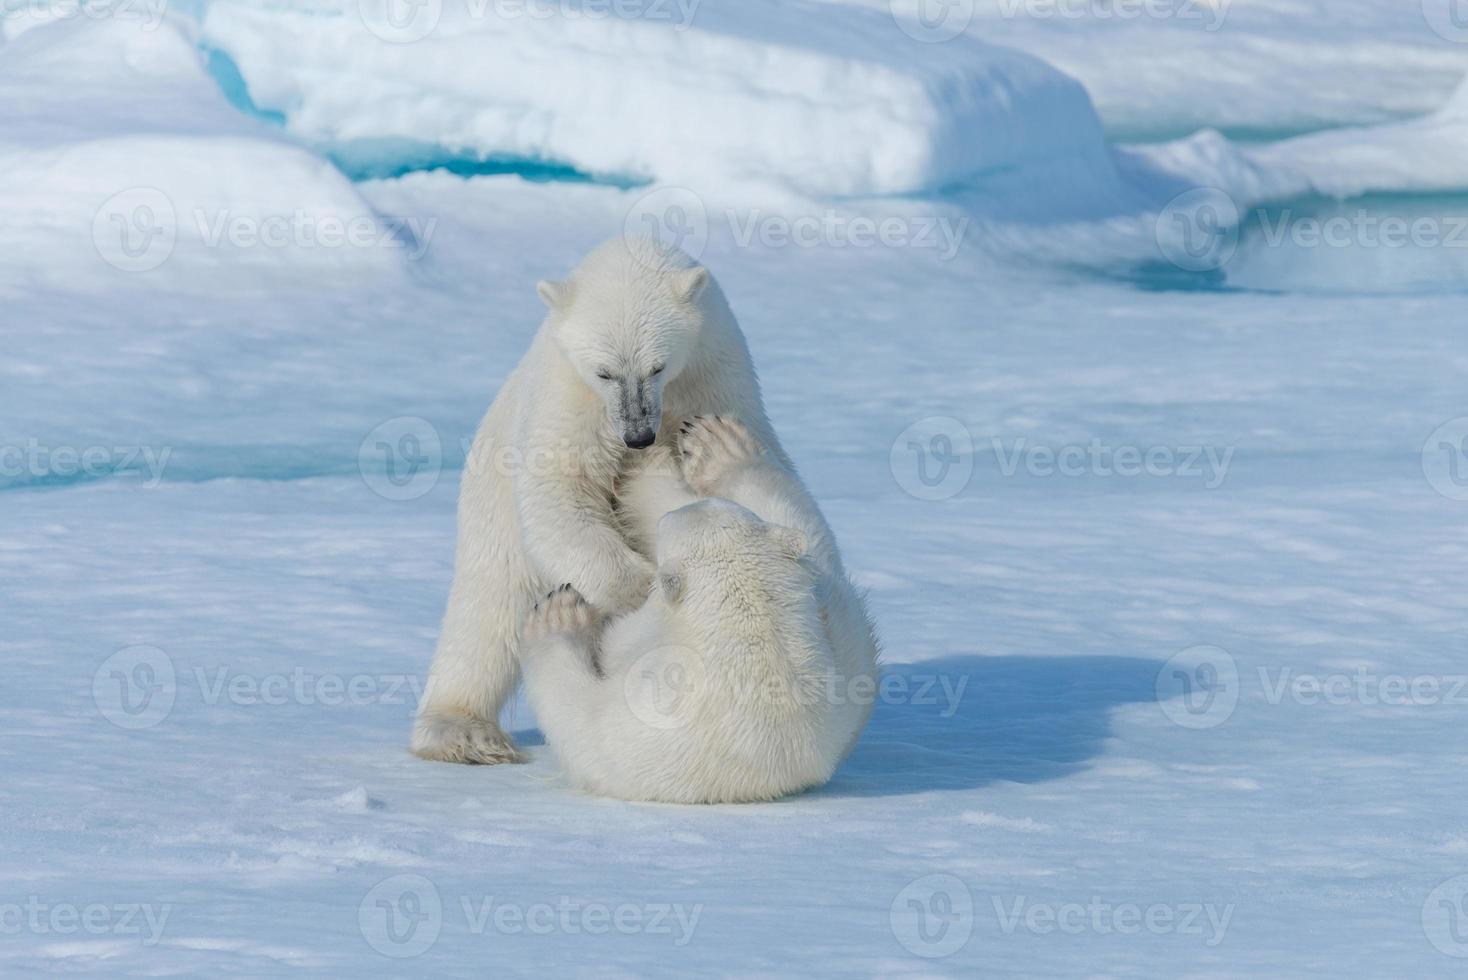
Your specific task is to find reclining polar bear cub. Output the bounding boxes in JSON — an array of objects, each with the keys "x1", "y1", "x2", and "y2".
[{"x1": 519, "y1": 416, "x2": 879, "y2": 804}]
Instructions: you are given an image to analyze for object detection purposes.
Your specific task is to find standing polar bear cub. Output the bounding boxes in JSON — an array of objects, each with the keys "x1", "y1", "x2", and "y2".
[
  {"x1": 414, "y1": 237, "x2": 799, "y2": 765},
  {"x1": 520, "y1": 416, "x2": 879, "y2": 804}
]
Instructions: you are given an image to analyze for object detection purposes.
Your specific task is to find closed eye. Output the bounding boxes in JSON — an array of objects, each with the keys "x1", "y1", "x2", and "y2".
[
  {"x1": 650, "y1": 364, "x2": 665, "y2": 377},
  {"x1": 596, "y1": 369, "x2": 614, "y2": 381}
]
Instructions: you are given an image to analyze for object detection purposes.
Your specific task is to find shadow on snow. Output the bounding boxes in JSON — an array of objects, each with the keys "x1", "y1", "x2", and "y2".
[{"x1": 821, "y1": 654, "x2": 1164, "y2": 798}]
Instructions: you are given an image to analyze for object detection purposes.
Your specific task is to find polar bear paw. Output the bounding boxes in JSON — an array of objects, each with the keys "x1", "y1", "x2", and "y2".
[
  {"x1": 678, "y1": 415, "x2": 766, "y2": 495},
  {"x1": 412, "y1": 709, "x2": 525, "y2": 765},
  {"x1": 524, "y1": 584, "x2": 599, "y2": 642}
]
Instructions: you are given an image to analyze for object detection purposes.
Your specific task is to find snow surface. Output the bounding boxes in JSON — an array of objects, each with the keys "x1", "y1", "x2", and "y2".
[
  {"x1": 4, "y1": 5, "x2": 1468, "y2": 976},
  {"x1": 199, "y1": 0, "x2": 1109, "y2": 199},
  {"x1": 0, "y1": 17, "x2": 407, "y2": 291}
]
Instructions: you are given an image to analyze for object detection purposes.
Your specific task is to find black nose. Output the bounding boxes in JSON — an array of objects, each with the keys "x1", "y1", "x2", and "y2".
[{"x1": 624, "y1": 432, "x2": 656, "y2": 450}]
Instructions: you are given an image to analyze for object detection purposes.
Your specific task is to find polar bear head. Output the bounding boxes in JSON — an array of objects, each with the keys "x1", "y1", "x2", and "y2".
[
  {"x1": 537, "y1": 237, "x2": 711, "y2": 450},
  {"x1": 652, "y1": 498, "x2": 809, "y2": 606}
]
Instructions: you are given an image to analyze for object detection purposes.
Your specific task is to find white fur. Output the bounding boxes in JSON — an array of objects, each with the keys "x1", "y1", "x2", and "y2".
[
  {"x1": 519, "y1": 417, "x2": 881, "y2": 804},
  {"x1": 412, "y1": 238, "x2": 790, "y2": 764}
]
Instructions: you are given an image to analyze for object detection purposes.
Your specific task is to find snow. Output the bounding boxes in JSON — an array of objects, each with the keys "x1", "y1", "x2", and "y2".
[
  {"x1": 198, "y1": 0, "x2": 1109, "y2": 198},
  {"x1": 0, "y1": 17, "x2": 409, "y2": 291},
  {"x1": 5, "y1": 5, "x2": 1468, "y2": 976}
]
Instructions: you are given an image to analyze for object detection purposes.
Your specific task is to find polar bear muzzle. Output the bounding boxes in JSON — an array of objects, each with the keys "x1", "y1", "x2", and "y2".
[{"x1": 616, "y1": 376, "x2": 660, "y2": 449}]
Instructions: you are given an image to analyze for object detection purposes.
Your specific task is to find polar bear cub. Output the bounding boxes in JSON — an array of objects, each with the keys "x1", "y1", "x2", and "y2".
[
  {"x1": 519, "y1": 417, "x2": 877, "y2": 804},
  {"x1": 413, "y1": 238, "x2": 789, "y2": 766}
]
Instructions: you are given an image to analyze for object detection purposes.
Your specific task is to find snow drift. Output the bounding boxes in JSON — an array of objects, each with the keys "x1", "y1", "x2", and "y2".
[
  {"x1": 0, "y1": 16, "x2": 414, "y2": 289},
  {"x1": 198, "y1": 0, "x2": 1111, "y2": 199}
]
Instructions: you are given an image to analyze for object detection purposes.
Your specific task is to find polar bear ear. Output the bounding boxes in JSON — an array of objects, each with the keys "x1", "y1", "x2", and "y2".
[
  {"x1": 658, "y1": 570, "x2": 684, "y2": 603},
  {"x1": 536, "y1": 279, "x2": 573, "y2": 311},
  {"x1": 669, "y1": 267, "x2": 708, "y2": 305},
  {"x1": 767, "y1": 525, "x2": 808, "y2": 561}
]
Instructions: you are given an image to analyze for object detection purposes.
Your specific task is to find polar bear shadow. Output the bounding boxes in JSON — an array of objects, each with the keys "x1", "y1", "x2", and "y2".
[{"x1": 817, "y1": 654, "x2": 1163, "y2": 798}]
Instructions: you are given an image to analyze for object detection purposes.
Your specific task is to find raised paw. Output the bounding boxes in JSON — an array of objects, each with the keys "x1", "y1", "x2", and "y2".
[
  {"x1": 677, "y1": 415, "x2": 766, "y2": 495},
  {"x1": 524, "y1": 584, "x2": 599, "y2": 641}
]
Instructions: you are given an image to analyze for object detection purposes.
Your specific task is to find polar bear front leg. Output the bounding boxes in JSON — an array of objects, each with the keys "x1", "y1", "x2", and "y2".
[
  {"x1": 517, "y1": 472, "x2": 656, "y2": 614},
  {"x1": 519, "y1": 586, "x2": 608, "y2": 759},
  {"x1": 678, "y1": 416, "x2": 839, "y2": 575}
]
